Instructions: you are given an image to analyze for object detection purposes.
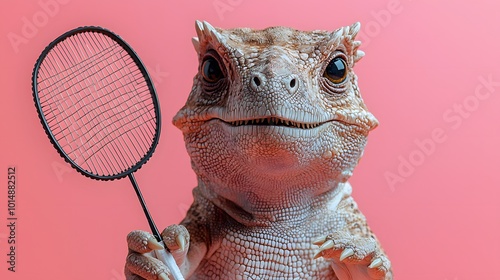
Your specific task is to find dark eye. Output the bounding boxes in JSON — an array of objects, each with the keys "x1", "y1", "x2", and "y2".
[
  {"x1": 324, "y1": 57, "x2": 347, "y2": 84},
  {"x1": 202, "y1": 57, "x2": 224, "y2": 83}
]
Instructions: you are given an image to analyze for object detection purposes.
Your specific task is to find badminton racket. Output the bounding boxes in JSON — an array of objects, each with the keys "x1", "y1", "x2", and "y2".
[{"x1": 32, "y1": 26, "x2": 184, "y2": 280}]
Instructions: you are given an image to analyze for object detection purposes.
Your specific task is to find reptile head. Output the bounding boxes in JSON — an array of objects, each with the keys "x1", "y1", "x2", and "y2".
[{"x1": 173, "y1": 21, "x2": 378, "y2": 199}]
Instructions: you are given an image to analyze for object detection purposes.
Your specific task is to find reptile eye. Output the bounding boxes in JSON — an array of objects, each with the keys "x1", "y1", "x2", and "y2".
[
  {"x1": 324, "y1": 57, "x2": 347, "y2": 84},
  {"x1": 202, "y1": 57, "x2": 224, "y2": 83}
]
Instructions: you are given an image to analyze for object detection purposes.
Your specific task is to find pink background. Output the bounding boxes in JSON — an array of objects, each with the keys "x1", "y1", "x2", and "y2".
[{"x1": 1, "y1": 0, "x2": 499, "y2": 279}]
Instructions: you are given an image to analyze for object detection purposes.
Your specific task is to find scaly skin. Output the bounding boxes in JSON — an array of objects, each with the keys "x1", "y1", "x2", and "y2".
[{"x1": 125, "y1": 21, "x2": 392, "y2": 279}]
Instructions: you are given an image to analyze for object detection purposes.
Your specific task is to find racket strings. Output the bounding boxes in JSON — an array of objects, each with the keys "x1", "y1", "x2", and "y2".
[
  {"x1": 37, "y1": 42, "x2": 120, "y2": 93},
  {"x1": 83, "y1": 34, "x2": 155, "y2": 175},
  {"x1": 40, "y1": 36, "x2": 125, "y2": 175},
  {"x1": 38, "y1": 42, "x2": 143, "y2": 122},
  {"x1": 36, "y1": 31, "x2": 157, "y2": 176},
  {"x1": 82, "y1": 33, "x2": 156, "y2": 169}
]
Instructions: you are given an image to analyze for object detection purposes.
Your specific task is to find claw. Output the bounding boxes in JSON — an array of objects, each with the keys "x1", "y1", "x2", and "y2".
[
  {"x1": 369, "y1": 258, "x2": 383, "y2": 268},
  {"x1": 176, "y1": 235, "x2": 186, "y2": 251},
  {"x1": 148, "y1": 237, "x2": 165, "y2": 250},
  {"x1": 339, "y1": 248, "x2": 354, "y2": 261},
  {"x1": 319, "y1": 240, "x2": 334, "y2": 251},
  {"x1": 312, "y1": 236, "x2": 327, "y2": 245},
  {"x1": 158, "y1": 272, "x2": 169, "y2": 280}
]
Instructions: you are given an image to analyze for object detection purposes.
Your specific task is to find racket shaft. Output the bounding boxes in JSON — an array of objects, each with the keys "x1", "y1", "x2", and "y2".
[
  {"x1": 154, "y1": 249, "x2": 185, "y2": 280},
  {"x1": 128, "y1": 174, "x2": 184, "y2": 279}
]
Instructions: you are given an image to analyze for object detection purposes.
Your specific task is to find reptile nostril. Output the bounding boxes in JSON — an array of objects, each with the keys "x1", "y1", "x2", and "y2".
[
  {"x1": 253, "y1": 76, "x2": 261, "y2": 87},
  {"x1": 249, "y1": 73, "x2": 266, "y2": 91},
  {"x1": 284, "y1": 76, "x2": 299, "y2": 94}
]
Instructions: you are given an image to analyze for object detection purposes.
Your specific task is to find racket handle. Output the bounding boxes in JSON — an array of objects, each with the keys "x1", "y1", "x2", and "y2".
[{"x1": 154, "y1": 248, "x2": 185, "y2": 280}]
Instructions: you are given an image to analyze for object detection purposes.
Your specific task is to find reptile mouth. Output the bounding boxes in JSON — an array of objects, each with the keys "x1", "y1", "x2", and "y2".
[{"x1": 224, "y1": 117, "x2": 324, "y2": 129}]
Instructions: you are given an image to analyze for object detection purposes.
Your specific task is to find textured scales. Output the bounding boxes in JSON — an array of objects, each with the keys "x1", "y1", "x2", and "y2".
[{"x1": 125, "y1": 21, "x2": 392, "y2": 280}]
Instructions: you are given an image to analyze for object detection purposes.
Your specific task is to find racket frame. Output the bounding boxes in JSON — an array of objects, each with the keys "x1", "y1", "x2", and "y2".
[
  {"x1": 31, "y1": 27, "x2": 186, "y2": 279},
  {"x1": 32, "y1": 26, "x2": 161, "y2": 181}
]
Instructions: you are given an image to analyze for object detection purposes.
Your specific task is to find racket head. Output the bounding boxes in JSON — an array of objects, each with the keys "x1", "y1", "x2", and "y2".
[{"x1": 32, "y1": 26, "x2": 161, "y2": 180}]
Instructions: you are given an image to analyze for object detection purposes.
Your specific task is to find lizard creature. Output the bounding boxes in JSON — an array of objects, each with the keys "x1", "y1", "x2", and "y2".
[{"x1": 125, "y1": 20, "x2": 393, "y2": 280}]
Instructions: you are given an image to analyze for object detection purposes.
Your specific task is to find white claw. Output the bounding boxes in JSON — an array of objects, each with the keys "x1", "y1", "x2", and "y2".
[
  {"x1": 176, "y1": 235, "x2": 186, "y2": 251},
  {"x1": 319, "y1": 239, "x2": 334, "y2": 250},
  {"x1": 369, "y1": 258, "x2": 383, "y2": 269},
  {"x1": 147, "y1": 237, "x2": 165, "y2": 250},
  {"x1": 339, "y1": 248, "x2": 354, "y2": 261}
]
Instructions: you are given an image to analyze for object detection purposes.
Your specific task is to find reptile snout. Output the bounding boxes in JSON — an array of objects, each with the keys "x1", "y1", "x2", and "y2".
[{"x1": 249, "y1": 72, "x2": 300, "y2": 95}]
